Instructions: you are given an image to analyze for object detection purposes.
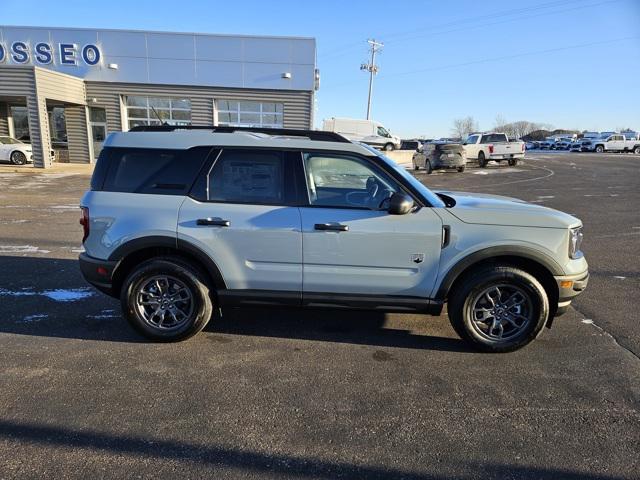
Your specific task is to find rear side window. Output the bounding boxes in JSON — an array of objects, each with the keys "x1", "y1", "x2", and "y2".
[
  {"x1": 100, "y1": 147, "x2": 211, "y2": 194},
  {"x1": 208, "y1": 150, "x2": 286, "y2": 204},
  {"x1": 482, "y1": 134, "x2": 508, "y2": 143}
]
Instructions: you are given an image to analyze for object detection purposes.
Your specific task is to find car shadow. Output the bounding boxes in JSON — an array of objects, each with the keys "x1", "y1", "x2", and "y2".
[
  {"x1": 206, "y1": 307, "x2": 472, "y2": 353},
  {"x1": 0, "y1": 255, "x2": 472, "y2": 352}
]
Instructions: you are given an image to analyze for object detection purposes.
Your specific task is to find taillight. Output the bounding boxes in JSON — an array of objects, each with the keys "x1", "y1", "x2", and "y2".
[
  {"x1": 80, "y1": 207, "x2": 90, "y2": 243},
  {"x1": 488, "y1": 144, "x2": 494, "y2": 154},
  {"x1": 521, "y1": 143, "x2": 525, "y2": 152}
]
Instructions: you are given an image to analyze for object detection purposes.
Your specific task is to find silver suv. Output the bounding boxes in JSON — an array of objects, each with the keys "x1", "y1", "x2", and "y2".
[{"x1": 79, "y1": 126, "x2": 588, "y2": 352}]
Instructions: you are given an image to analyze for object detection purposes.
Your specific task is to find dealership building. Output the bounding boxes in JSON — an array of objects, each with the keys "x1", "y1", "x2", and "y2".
[{"x1": 0, "y1": 25, "x2": 318, "y2": 168}]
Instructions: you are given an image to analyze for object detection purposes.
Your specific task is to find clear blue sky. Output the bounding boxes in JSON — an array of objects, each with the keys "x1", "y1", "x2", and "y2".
[{"x1": 3, "y1": 0, "x2": 639, "y2": 137}]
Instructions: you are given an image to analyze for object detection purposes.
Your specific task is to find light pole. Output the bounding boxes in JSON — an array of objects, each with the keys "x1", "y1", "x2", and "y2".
[{"x1": 360, "y1": 39, "x2": 383, "y2": 120}]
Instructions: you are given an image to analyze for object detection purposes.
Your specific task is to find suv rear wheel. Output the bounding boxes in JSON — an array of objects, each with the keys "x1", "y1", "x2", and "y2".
[
  {"x1": 121, "y1": 257, "x2": 213, "y2": 341},
  {"x1": 448, "y1": 266, "x2": 549, "y2": 352}
]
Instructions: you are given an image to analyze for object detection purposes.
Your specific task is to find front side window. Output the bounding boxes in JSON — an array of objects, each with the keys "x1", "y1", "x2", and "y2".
[
  {"x1": 303, "y1": 153, "x2": 399, "y2": 209},
  {"x1": 216, "y1": 100, "x2": 283, "y2": 128},
  {"x1": 465, "y1": 135, "x2": 479, "y2": 144},
  {"x1": 208, "y1": 150, "x2": 285, "y2": 204},
  {"x1": 125, "y1": 96, "x2": 191, "y2": 130},
  {"x1": 377, "y1": 126, "x2": 390, "y2": 137}
]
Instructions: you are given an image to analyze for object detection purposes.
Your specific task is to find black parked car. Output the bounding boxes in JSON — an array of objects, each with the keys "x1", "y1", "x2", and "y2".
[{"x1": 400, "y1": 139, "x2": 422, "y2": 151}]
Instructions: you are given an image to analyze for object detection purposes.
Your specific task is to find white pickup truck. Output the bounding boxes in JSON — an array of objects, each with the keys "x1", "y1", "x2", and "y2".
[
  {"x1": 463, "y1": 133, "x2": 525, "y2": 167},
  {"x1": 592, "y1": 133, "x2": 640, "y2": 154}
]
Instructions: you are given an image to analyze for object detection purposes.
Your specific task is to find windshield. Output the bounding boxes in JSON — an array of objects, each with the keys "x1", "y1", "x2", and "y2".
[
  {"x1": 359, "y1": 144, "x2": 446, "y2": 208},
  {"x1": 0, "y1": 136, "x2": 22, "y2": 145}
]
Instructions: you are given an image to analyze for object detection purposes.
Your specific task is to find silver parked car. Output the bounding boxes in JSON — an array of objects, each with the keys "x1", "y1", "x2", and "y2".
[{"x1": 79, "y1": 126, "x2": 588, "y2": 352}]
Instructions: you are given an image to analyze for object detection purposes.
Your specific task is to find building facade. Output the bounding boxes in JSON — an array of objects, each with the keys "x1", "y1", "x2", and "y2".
[{"x1": 0, "y1": 26, "x2": 318, "y2": 167}]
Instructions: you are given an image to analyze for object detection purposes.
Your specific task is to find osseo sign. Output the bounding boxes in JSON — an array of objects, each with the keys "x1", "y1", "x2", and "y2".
[{"x1": 0, "y1": 41, "x2": 101, "y2": 66}]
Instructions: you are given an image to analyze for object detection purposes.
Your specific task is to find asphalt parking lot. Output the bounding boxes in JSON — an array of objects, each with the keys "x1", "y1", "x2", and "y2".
[{"x1": 0, "y1": 152, "x2": 638, "y2": 479}]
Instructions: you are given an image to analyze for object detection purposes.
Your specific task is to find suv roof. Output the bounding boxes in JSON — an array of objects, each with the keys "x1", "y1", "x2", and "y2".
[{"x1": 107, "y1": 126, "x2": 373, "y2": 156}]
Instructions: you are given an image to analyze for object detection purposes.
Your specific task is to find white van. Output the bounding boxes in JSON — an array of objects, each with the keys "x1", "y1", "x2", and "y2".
[{"x1": 322, "y1": 118, "x2": 401, "y2": 151}]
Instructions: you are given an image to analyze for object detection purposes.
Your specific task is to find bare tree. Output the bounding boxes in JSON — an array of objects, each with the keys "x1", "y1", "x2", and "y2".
[
  {"x1": 451, "y1": 116, "x2": 478, "y2": 139},
  {"x1": 493, "y1": 118, "x2": 555, "y2": 139},
  {"x1": 494, "y1": 114, "x2": 507, "y2": 132}
]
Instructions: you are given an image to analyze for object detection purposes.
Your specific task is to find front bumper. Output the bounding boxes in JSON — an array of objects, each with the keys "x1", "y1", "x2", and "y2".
[
  {"x1": 79, "y1": 252, "x2": 118, "y2": 297},
  {"x1": 554, "y1": 270, "x2": 589, "y2": 315}
]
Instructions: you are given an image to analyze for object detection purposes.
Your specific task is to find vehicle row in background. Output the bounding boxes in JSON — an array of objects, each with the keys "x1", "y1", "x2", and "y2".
[{"x1": 526, "y1": 131, "x2": 640, "y2": 153}]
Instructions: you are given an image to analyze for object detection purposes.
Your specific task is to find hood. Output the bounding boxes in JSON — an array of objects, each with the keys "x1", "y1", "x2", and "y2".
[{"x1": 436, "y1": 191, "x2": 581, "y2": 229}]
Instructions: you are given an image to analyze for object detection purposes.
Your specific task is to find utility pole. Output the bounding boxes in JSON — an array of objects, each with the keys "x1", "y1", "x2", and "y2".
[{"x1": 360, "y1": 39, "x2": 383, "y2": 120}]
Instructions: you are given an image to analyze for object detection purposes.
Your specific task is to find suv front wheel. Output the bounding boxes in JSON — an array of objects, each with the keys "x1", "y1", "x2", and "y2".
[
  {"x1": 448, "y1": 266, "x2": 549, "y2": 352},
  {"x1": 121, "y1": 257, "x2": 213, "y2": 341}
]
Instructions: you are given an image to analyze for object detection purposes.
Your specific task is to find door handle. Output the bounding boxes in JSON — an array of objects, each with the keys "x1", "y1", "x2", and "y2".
[
  {"x1": 197, "y1": 217, "x2": 230, "y2": 227},
  {"x1": 314, "y1": 223, "x2": 348, "y2": 232}
]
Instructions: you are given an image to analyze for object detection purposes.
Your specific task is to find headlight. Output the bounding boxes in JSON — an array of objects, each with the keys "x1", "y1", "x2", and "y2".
[{"x1": 569, "y1": 226, "x2": 583, "y2": 259}]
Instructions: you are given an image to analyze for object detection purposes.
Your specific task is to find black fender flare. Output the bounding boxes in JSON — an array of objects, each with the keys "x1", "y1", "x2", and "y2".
[
  {"x1": 434, "y1": 246, "x2": 564, "y2": 301},
  {"x1": 108, "y1": 235, "x2": 226, "y2": 291}
]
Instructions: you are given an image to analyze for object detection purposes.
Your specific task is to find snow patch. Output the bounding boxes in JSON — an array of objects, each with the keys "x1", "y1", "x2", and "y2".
[
  {"x1": 87, "y1": 308, "x2": 118, "y2": 320},
  {"x1": 41, "y1": 289, "x2": 94, "y2": 302},
  {"x1": 0, "y1": 245, "x2": 50, "y2": 254},
  {"x1": 18, "y1": 314, "x2": 49, "y2": 323},
  {"x1": 50, "y1": 204, "x2": 79, "y2": 212},
  {"x1": 0, "y1": 219, "x2": 28, "y2": 224},
  {"x1": 0, "y1": 287, "x2": 94, "y2": 302}
]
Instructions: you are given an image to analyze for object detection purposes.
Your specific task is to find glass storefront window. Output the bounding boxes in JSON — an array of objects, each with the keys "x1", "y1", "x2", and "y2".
[
  {"x1": 10, "y1": 106, "x2": 30, "y2": 141},
  {"x1": 125, "y1": 96, "x2": 191, "y2": 129},
  {"x1": 48, "y1": 107, "x2": 67, "y2": 144},
  {"x1": 216, "y1": 100, "x2": 284, "y2": 128}
]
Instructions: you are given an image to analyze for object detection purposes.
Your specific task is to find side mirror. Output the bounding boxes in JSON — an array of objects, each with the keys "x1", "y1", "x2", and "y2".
[{"x1": 388, "y1": 192, "x2": 414, "y2": 215}]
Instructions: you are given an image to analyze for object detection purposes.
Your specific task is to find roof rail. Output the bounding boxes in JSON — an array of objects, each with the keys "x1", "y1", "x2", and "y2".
[{"x1": 128, "y1": 125, "x2": 351, "y2": 143}]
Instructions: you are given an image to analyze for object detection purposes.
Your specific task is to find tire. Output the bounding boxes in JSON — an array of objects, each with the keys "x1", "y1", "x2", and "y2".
[
  {"x1": 425, "y1": 160, "x2": 433, "y2": 174},
  {"x1": 457, "y1": 166, "x2": 465, "y2": 173},
  {"x1": 10, "y1": 151, "x2": 27, "y2": 165},
  {"x1": 448, "y1": 265, "x2": 549, "y2": 353},
  {"x1": 383, "y1": 143, "x2": 395, "y2": 151},
  {"x1": 508, "y1": 158, "x2": 518, "y2": 166},
  {"x1": 120, "y1": 257, "x2": 214, "y2": 342},
  {"x1": 595, "y1": 145, "x2": 604, "y2": 153},
  {"x1": 478, "y1": 151, "x2": 487, "y2": 168},
  {"x1": 634, "y1": 146, "x2": 640, "y2": 155}
]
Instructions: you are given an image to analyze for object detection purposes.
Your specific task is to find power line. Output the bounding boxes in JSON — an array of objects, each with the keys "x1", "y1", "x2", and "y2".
[
  {"x1": 360, "y1": 39, "x2": 383, "y2": 120},
  {"x1": 320, "y1": 35, "x2": 639, "y2": 90},
  {"x1": 384, "y1": 0, "x2": 621, "y2": 45},
  {"x1": 379, "y1": 35, "x2": 640, "y2": 79},
  {"x1": 318, "y1": 0, "x2": 621, "y2": 59}
]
